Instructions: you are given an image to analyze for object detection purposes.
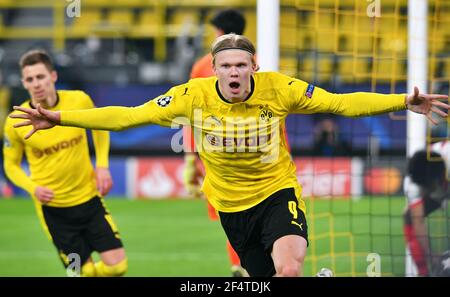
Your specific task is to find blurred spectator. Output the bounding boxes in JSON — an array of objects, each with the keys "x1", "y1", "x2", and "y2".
[{"x1": 313, "y1": 117, "x2": 350, "y2": 156}]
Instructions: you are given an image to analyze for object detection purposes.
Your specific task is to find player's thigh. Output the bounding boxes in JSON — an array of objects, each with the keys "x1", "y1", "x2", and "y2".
[
  {"x1": 85, "y1": 197, "x2": 124, "y2": 255},
  {"x1": 41, "y1": 205, "x2": 92, "y2": 266},
  {"x1": 260, "y1": 188, "x2": 308, "y2": 253},
  {"x1": 218, "y1": 208, "x2": 274, "y2": 277},
  {"x1": 240, "y1": 243, "x2": 276, "y2": 277}
]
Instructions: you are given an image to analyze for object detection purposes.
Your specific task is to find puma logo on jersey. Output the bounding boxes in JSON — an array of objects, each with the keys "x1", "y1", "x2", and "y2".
[{"x1": 291, "y1": 221, "x2": 303, "y2": 230}]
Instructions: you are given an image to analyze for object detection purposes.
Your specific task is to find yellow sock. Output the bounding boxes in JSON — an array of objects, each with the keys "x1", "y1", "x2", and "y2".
[
  {"x1": 81, "y1": 261, "x2": 97, "y2": 277},
  {"x1": 94, "y1": 258, "x2": 128, "y2": 277}
]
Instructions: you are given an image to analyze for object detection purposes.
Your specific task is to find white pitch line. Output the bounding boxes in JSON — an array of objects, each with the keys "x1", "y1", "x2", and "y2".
[{"x1": 0, "y1": 251, "x2": 226, "y2": 262}]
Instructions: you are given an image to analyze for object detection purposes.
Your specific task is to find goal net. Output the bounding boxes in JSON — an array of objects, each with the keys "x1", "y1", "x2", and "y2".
[{"x1": 277, "y1": 0, "x2": 449, "y2": 276}]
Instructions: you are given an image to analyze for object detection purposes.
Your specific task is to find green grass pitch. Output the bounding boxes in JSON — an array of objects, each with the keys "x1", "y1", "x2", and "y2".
[{"x1": 0, "y1": 196, "x2": 417, "y2": 276}]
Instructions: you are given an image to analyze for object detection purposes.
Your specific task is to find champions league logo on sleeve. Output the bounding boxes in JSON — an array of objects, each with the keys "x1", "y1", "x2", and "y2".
[{"x1": 156, "y1": 96, "x2": 173, "y2": 107}]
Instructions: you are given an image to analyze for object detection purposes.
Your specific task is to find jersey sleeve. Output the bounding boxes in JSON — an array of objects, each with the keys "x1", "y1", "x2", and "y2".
[
  {"x1": 77, "y1": 91, "x2": 96, "y2": 109},
  {"x1": 286, "y1": 79, "x2": 407, "y2": 116},
  {"x1": 78, "y1": 91, "x2": 111, "y2": 168},
  {"x1": 61, "y1": 85, "x2": 192, "y2": 131},
  {"x1": 3, "y1": 116, "x2": 38, "y2": 194},
  {"x1": 92, "y1": 130, "x2": 110, "y2": 168}
]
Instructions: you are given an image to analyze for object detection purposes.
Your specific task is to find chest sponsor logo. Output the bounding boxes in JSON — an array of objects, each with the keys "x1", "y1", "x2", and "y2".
[
  {"x1": 204, "y1": 130, "x2": 277, "y2": 151},
  {"x1": 200, "y1": 114, "x2": 279, "y2": 155},
  {"x1": 171, "y1": 109, "x2": 281, "y2": 163},
  {"x1": 32, "y1": 135, "x2": 83, "y2": 158}
]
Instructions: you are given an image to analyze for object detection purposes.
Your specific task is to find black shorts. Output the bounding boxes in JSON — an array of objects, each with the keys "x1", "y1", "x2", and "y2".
[
  {"x1": 218, "y1": 188, "x2": 308, "y2": 277},
  {"x1": 41, "y1": 196, "x2": 123, "y2": 267}
]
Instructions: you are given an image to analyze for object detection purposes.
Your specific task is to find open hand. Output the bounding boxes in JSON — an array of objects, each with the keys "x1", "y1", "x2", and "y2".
[
  {"x1": 406, "y1": 86, "x2": 449, "y2": 125},
  {"x1": 9, "y1": 104, "x2": 61, "y2": 139}
]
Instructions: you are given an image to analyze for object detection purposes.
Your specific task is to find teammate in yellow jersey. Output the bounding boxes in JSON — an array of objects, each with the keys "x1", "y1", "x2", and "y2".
[
  {"x1": 3, "y1": 50, "x2": 127, "y2": 277},
  {"x1": 11, "y1": 35, "x2": 449, "y2": 277}
]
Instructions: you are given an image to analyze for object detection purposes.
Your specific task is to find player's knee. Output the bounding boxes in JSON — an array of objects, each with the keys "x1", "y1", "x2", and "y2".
[
  {"x1": 100, "y1": 258, "x2": 128, "y2": 277},
  {"x1": 277, "y1": 263, "x2": 300, "y2": 277},
  {"x1": 81, "y1": 261, "x2": 97, "y2": 277},
  {"x1": 276, "y1": 254, "x2": 305, "y2": 277}
]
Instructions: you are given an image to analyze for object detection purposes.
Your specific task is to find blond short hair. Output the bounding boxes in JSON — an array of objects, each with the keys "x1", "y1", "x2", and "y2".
[{"x1": 211, "y1": 33, "x2": 257, "y2": 66}]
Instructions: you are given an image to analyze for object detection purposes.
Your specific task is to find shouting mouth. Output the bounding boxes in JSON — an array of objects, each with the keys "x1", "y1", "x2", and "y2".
[{"x1": 229, "y1": 82, "x2": 240, "y2": 94}]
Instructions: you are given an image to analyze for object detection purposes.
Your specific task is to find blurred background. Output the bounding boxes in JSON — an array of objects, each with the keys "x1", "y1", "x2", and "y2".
[{"x1": 0, "y1": 0, "x2": 449, "y2": 277}]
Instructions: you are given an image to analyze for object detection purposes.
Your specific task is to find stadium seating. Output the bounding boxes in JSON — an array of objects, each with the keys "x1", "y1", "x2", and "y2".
[
  {"x1": 166, "y1": 9, "x2": 201, "y2": 37},
  {"x1": 132, "y1": 9, "x2": 163, "y2": 38},
  {"x1": 0, "y1": 0, "x2": 448, "y2": 81},
  {"x1": 280, "y1": 9, "x2": 298, "y2": 50},
  {"x1": 107, "y1": 10, "x2": 134, "y2": 28},
  {"x1": 69, "y1": 9, "x2": 104, "y2": 37},
  {"x1": 338, "y1": 57, "x2": 371, "y2": 83},
  {"x1": 279, "y1": 56, "x2": 298, "y2": 77}
]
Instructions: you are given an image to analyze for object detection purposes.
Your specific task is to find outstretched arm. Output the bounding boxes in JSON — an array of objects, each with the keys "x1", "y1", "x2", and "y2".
[
  {"x1": 10, "y1": 104, "x2": 155, "y2": 139},
  {"x1": 10, "y1": 86, "x2": 191, "y2": 139},
  {"x1": 292, "y1": 83, "x2": 449, "y2": 123}
]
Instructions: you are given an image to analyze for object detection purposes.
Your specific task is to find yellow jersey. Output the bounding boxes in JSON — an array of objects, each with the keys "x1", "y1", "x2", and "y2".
[
  {"x1": 60, "y1": 72, "x2": 406, "y2": 213},
  {"x1": 4, "y1": 90, "x2": 110, "y2": 207}
]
